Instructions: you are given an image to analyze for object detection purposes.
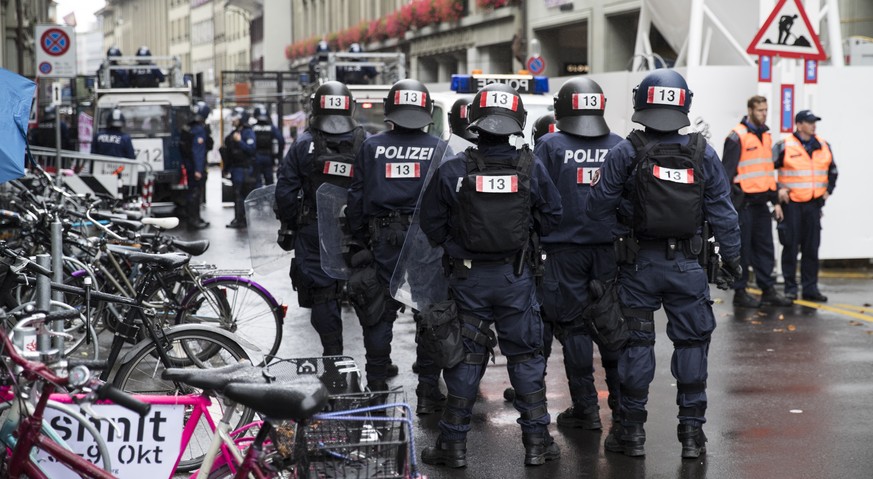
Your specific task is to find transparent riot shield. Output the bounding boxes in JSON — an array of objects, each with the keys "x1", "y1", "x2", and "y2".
[
  {"x1": 390, "y1": 135, "x2": 473, "y2": 310},
  {"x1": 316, "y1": 183, "x2": 353, "y2": 280},
  {"x1": 244, "y1": 184, "x2": 291, "y2": 275}
]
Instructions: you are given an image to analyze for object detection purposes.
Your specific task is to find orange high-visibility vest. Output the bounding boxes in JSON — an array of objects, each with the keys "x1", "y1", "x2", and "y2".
[
  {"x1": 731, "y1": 124, "x2": 776, "y2": 194},
  {"x1": 778, "y1": 135, "x2": 832, "y2": 203}
]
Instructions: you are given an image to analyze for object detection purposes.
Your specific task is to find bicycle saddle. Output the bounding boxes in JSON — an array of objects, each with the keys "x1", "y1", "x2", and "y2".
[
  {"x1": 171, "y1": 238, "x2": 210, "y2": 256},
  {"x1": 113, "y1": 249, "x2": 190, "y2": 270},
  {"x1": 142, "y1": 217, "x2": 180, "y2": 230},
  {"x1": 223, "y1": 376, "x2": 330, "y2": 422},
  {"x1": 162, "y1": 362, "x2": 263, "y2": 393}
]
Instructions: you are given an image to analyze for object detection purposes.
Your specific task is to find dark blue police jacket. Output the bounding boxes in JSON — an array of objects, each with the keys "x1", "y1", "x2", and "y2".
[
  {"x1": 534, "y1": 130, "x2": 622, "y2": 247},
  {"x1": 275, "y1": 128, "x2": 362, "y2": 224},
  {"x1": 346, "y1": 129, "x2": 449, "y2": 234},
  {"x1": 184, "y1": 123, "x2": 208, "y2": 175},
  {"x1": 420, "y1": 141, "x2": 563, "y2": 261},
  {"x1": 252, "y1": 121, "x2": 285, "y2": 160},
  {"x1": 92, "y1": 128, "x2": 135, "y2": 159},
  {"x1": 586, "y1": 130, "x2": 741, "y2": 259}
]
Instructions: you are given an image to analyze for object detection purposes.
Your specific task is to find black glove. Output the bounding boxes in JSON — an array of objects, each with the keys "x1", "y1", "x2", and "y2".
[{"x1": 715, "y1": 256, "x2": 742, "y2": 291}]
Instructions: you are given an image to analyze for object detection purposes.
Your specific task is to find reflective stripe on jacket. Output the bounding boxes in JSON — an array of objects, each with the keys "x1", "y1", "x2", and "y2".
[
  {"x1": 732, "y1": 124, "x2": 776, "y2": 194},
  {"x1": 778, "y1": 134, "x2": 832, "y2": 202}
]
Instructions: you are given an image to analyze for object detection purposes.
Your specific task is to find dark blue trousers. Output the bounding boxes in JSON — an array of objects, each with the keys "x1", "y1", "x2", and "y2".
[
  {"x1": 617, "y1": 246, "x2": 715, "y2": 427},
  {"x1": 439, "y1": 263, "x2": 549, "y2": 440},
  {"x1": 779, "y1": 200, "x2": 823, "y2": 296},
  {"x1": 253, "y1": 154, "x2": 274, "y2": 188},
  {"x1": 540, "y1": 246, "x2": 620, "y2": 416},
  {"x1": 292, "y1": 223, "x2": 343, "y2": 355},
  {"x1": 229, "y1": 166, "x2": 252, "y2": 221},
  {"x1": 734, "y1": 202, "x2": 777, "y2": 290}
]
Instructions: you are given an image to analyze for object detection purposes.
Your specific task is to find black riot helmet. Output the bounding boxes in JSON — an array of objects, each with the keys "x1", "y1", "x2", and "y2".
[
  {"x1": 468, "y1": 83, "x2": 526, "y2": 136},
  {"x1": 384, "y1": 79, "x2": 433, "y2": 129},
  {"x1": 310, "y1": 81, "x2": 356, "y2": 134},
  {"x1": 107, "y1": 46, "x2": 122, "y2": 57},
  {"x1": 531, "y1": 113, "x2": 557, "y2": 146},
  {"x1": 252, "y1": 104, "x2": 270, "y2": 122},
  {"x1": 448, "y1": 97, "x2": 477, "y2": 142},
  {"x1": 42, "y1": 105, "x2": 57, "y2": 122},
  {"x1": 192, "y1": 101, "x2": 211, "y2": 122},
  {"x1": 231, "y1": 106, "x2": 250, "y2": 126},
  {"x1": 632, "y1": 69, "x2": 693, "y2": 132},
  {"x1": 109, "y1": 109, "x2": 125, "y2": 128},
  {"x1": 554, "y1": 77, "x2": 610, "y2": 137},
  {"x1": 135, "y1": 45, "x2": 152, "y2": 64}
]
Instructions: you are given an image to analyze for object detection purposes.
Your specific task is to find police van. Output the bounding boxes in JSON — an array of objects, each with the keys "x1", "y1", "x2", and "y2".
[
  {"x1": 94, "y1": 55, "x2": 192, "y2": 212},
  {"x1": 429, "y1": 73, "x2": 554, "y2": 146}
]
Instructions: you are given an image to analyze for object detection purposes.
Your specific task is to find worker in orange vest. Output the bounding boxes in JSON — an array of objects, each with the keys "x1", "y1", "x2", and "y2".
[
  {"x1": 774, "y1": 110, "x2": 838, "y2": 302},
  {"x1": 722, "y1": 95, "x2": 793, "y2": 308}
]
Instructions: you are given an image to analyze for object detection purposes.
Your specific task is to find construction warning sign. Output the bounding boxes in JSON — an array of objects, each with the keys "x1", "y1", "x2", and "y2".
[{"x1": 747, "y1": 0, "x2": 826, "y2": 60}]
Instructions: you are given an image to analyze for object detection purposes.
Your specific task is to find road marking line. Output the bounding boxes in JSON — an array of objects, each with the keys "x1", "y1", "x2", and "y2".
[
  {"x1": 833, "y1": 304, "x2": 873, "y2": 316},
  {"x1": 793, "y1": 300, "x2": 873, "y2": 322}
]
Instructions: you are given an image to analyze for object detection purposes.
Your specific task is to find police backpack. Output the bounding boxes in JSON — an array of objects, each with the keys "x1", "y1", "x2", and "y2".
[
  {"x1": 625, "y1": 131, "x2": 706, "y2": 239},
  {"x1": 456, "y1": 146, "x2": 533, "y2": 254},
  {"x1": 305, "y1": 127, "x2": 366, "y2": 206}
]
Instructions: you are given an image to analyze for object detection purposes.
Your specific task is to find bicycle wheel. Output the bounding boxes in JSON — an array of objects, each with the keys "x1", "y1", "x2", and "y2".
[
  {"x1": 0, "y1": 400, "x2": 113, "y2": 475},
  {"x1": 178, "y1": 277, "x2": 283, "y2": 365},
  {"x1": 111, "y1": 328, "x2": 256, "y2": 472},
  {"x1": 7, "y1": 300, "x2": 98, "y2": 359}
]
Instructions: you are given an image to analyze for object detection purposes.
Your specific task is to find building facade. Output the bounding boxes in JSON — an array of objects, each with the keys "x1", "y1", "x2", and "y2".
[{"x1": 0, "y1": 0, "x2": 56, "y2": 76}]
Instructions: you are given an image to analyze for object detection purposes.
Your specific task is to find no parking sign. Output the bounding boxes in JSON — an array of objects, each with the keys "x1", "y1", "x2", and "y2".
[
  {"x1": 35, "y1": 24, "x2": 77, "y2": 78},
  {"x1": 526, "y1": 56, "x2": 546, "y2": 75}
]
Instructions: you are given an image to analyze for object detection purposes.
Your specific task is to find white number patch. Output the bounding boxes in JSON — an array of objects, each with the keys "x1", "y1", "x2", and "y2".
[
  {"x1": 652, "y1": 165, "x2": 694, "y2": 184},
  {"x1": 394, "y1": 90, "x2": 427, "y2": 106},
  {"x1": 646, "y1": 86, "x2": 686, "y2": 106},
  {"x1": 572, "y1": 93, "x2": 605, "y2": 110},
  {"x1": 385, "y1": 162, "x2": 420, "y2": 178},
  {"x1": 475, "y1": 175, "x2": 518, "y2": 193},
  {"x1": 577, "y1": 167, "x2": 598, "y2": 184},
  {"x1": 321, "y1": 95, "x2": 350, "y2": 110},
  {"x1": 480, "y1": 91, "x2": 519, "y2": 111},
  {"x1": 324, "y1": 161, "x2": 353, "y2": 177}
]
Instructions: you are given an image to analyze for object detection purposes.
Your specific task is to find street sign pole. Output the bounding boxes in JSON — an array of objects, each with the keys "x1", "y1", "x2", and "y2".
[{"x1": 52, "y1": 81, "x2": 63, "y2": 186}]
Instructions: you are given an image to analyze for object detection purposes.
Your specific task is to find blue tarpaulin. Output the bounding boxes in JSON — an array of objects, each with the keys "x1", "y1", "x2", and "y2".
[{"x1": 0, "y1": 68, "x2": 36, "y2": 184}]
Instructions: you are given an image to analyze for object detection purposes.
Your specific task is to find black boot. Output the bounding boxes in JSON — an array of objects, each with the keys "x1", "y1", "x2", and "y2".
[
  {"x1": 556, "y1": 405, "x2": 602, "y2": 430},
  {"x1": 421, "y1": 436, "x2": 467, "y2": 468},
  {"x1": 386, "y1": 362, "x2": 399, "y2": 378},
  {"x1": 415, "y1": 383, "x2": 446, "y2": 415},
  {"x1": 605, "y1": 422, "x2": 646, "y2": 457},
  {"x1": 732, "y1": 289, "x2": 760, "y2": 308},
  {"x1": 761, "y1": 287, "x2": 793, "y2": 306},
  {"x1": 522, "y1": 431, "x2": 561, "y2": 466},
  {"x1": 678, "y1": 424, "x2": 707, "y2": 458}
]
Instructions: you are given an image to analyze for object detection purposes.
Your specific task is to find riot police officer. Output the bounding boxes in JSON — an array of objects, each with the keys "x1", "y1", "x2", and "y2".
[
  {"x1": 103, "y1": 47, "x2": 130, "y2": 88},
  {"x1": 346, "y1": 79, "x2": 450, "y2": 401},
  {"x1": 531, "y1": 113, "x2": 556, "y2": 145},
  {"x1": 586, "y1": 69, "x2": 742, "y2": 458},
  {"x1": 28, "y1": 105, "x2": 75, "y2": 151},
  {"x1": 534, "y1": 78, "x2": 623, "y2": 432},
  {"x1": 250, "y1": 105, "x2": 285, "y2": 187},
  {"x1": 223, "y1": 107, "x2": 256, "y2": 228},
  {"x1": 448, "y1": 98, "x2": 477, "y2": 143},
  {"x1": 179, "y1": 101, "x2": 212, "y2": 229},
  {"x1": 340, "y1": 43, "x2": 377, "y2": 85},
  {"x1": 275, "y1": 81, "x2": 366, "y2": 356},
  {"x1": 419, "y1": 83, "x2": 563, "y2": 467},
  {"x1": 131, "y1": 46, "x2": 165, "y2": 88},
  {"x1": 92, "y1": 109, "x2": 135, "y2": 160}
]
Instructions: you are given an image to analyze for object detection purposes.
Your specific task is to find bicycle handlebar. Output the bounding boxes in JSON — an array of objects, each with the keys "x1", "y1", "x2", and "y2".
[{"x1": 96, "y1": 382, "x2": 151, "y2": 417}]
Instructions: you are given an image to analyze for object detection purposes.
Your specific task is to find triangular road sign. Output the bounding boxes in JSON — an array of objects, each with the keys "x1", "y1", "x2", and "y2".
[{"x1": 747, "y1": 0, "x2": 826, "y2": 60}]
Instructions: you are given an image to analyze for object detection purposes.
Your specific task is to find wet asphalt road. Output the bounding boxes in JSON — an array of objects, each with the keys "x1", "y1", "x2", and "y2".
[{"x1": 171, "y1": 167, "x2": 873, "y2": 478}]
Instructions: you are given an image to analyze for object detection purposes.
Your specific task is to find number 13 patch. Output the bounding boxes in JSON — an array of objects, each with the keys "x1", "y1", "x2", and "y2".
[
  {"x1": 652, "y1": 165, "x2": 693, "y2": 184},
  {"x1": 385, "y1": 162, "x2": 420, "y2": 178},
  {"x1": 475, "y1": 175, "x2": 518, "y2": 193},
  {"x1": 480, "y1": 91, "x2": 519, "y2": 111}
]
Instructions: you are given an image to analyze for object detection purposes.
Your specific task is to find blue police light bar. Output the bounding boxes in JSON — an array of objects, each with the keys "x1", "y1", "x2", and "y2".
[{"x1": 451, "y1": 74, "x2": 549, "y2": 94}]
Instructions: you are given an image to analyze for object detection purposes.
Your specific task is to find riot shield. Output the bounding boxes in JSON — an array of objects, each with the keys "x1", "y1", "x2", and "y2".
[
  {"x1": 317, "y1": 183, "x2": 353, "y2": 280},
  {"x1": 244, "y1": 184, "x2": 291, "y2": 275},
  {"x1": 390, "y1": 135, "x2": 473, "y2": 310}
]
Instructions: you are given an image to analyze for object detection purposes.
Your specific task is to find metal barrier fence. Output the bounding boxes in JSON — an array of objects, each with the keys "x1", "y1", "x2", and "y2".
[{"x1": 28, "y1": 146, "x2": 155, "y2": 213}]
